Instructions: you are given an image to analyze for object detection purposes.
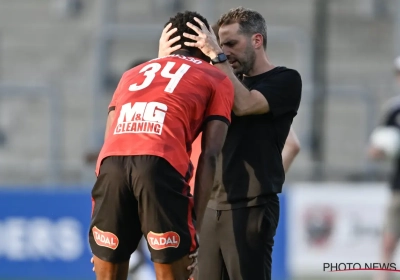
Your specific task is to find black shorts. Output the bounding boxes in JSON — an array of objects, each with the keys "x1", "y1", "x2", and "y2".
[
  {"x1": 197, "y1": 196, "x2": 279, "y2": 280},
  {"x1": 89, "y1": 155, "x2": 198, "y2": 264}
]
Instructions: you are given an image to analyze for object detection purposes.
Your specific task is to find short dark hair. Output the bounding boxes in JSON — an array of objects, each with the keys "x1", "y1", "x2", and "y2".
[
  {"x1": 165, "y1": 11, "x2": 210, "y2": 55},
  {"x1": 217, "y1": 7, "x2": 267, "y2": 49}
]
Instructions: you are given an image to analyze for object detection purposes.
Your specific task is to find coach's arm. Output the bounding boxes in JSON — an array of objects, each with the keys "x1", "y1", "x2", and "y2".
[
  {"x1": 282, "y1": 127, "x2": 301, "y2": 173},
  {"x1": 183, "y1": 19, "x2": 302, "y2": 117},
  {"x1": 210, "y1": 62, "x2": 268, "y2": 116}
]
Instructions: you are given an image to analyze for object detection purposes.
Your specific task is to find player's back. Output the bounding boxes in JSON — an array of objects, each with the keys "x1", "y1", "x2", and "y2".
[{"x1": 96, "y1": 54, "x2": 233, "y2": 179}]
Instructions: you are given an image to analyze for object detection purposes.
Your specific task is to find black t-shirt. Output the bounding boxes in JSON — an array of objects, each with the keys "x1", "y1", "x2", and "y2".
[
  {"x1": 208, "y1": 66, "x2": 302, "y2": 210},
  {"x1": 381, "y1": 96, "x2": 400, "y2": 190}
]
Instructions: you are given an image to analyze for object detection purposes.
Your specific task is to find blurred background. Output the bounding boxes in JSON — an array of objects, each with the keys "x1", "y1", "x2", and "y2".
[{"x1": 0, "y1": 0, "x2": 400, "y2": 279}]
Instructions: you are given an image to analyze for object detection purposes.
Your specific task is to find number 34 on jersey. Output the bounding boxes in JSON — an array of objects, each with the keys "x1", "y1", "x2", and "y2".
[
  {"x1": 114, "y1": 61, "x2": 190, "y2": 135},
  {"x1": 114, "y1": 61, "x2": 192, "y2": 135},
  {"x1": 114, "y1": 102, "x2": 167, "y2": 135}
]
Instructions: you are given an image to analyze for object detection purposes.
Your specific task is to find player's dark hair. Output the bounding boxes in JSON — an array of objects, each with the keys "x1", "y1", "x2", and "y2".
[
  {"x1": 165, "y1": 11, "x2": 211, "y2": 56},
  {"x1": 217, "y1": 7, "x2": 267, "y2": 49}
]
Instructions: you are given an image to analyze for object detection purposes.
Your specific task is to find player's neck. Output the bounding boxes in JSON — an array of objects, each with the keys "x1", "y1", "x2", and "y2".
[{"x1": 172, "y1": 49, "x2": 193, "y2": 57}]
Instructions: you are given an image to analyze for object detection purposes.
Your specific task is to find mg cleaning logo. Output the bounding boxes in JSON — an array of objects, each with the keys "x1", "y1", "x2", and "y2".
[{"x1": 115, "y1": 102, "x2": 167, "y2": 135}]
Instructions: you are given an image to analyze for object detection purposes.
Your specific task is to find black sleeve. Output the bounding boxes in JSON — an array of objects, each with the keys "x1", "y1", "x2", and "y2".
[
  {"x1": 382, "y1": 107, "x2": 400, "y2": 128},
  {"x1": 253, "y1": 69, "x2": 302, "y2": 118}
]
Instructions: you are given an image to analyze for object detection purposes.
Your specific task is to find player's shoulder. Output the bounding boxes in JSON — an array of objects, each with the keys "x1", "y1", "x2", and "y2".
[
  {"x1": 121, "y1": 61, "x2": 147, "y2": 77},
  {"x1": 196, "y1": 62, "x2": 230, "y2": 85}
]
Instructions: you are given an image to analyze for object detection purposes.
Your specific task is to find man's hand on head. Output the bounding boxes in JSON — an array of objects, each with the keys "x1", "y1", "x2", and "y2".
[
  {"x1": 158, "y1": 23, "x2": 182, "y2": 57},
  {"x1": 183, "y1": 17, "x2": 223, "y2": 59}
]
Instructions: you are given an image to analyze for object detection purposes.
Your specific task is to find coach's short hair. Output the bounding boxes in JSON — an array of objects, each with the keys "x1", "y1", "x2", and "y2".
[
  {"x1": 217, "y1": 7, "x2": 267, "y2": 49},
  {"x1": 165, "y1": 11, "x2": 210, "y2": 55}
]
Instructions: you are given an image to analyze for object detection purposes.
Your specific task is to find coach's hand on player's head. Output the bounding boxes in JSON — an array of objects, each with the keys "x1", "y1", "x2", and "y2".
[
  {"x1": 184, "y1": 17, "x2": 223, "y2": 59},
  {"x1": 158, "y1": 23, "x2": 182, "y2": 57}
]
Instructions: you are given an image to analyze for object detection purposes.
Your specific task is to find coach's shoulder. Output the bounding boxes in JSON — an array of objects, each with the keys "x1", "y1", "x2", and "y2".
[
  {"x1": 277, "y1": 67, "x2": 302, "y2": 82},
  {"x1": 271, "y1": 68, "x2": 302, "y2": 91}
]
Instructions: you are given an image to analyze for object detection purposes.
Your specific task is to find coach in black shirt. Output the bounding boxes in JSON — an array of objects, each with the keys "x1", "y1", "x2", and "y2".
[
  {"x1": 180, "y1": 7, "x2": 302, "y2": 280},
  {"x1": 210, "y1": 67, "x2": 301, "y2": 209}
]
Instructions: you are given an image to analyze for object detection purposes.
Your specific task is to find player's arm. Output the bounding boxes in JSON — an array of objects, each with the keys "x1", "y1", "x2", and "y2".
[
  {"x1": 368, "y1": 104, "x2": 400, "y2": 160},
  {"x1": 104, "y1": 110, "x2": 116, "y2": 141},
  {"x1": 194, "y1": 121, "x2": 228, "y2": 233},
  {"x1": 282, "y1": 127, "x2": 301, "y2": 173},
  {"x1": 194, "y1": 77, "x2": 234, "y2": 233},
  {"x1": 368, "y1": 129, "x2": 386, "y2": 160},
  {"x1": 104, "y1": 75, "x2": 124, "y2": 141}
]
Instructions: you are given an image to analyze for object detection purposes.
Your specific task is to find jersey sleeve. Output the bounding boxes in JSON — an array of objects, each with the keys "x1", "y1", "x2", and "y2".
[
  {"x1": 253, "y1": 69, "x2": 302, "y2": 118},
  {"x1": 382, "y1": 106, "x2": 400, "y2": 129},
  {"x1": 204, "y1": 77, "x2": 234, "y2": 125},
  {"x1": 108, "y1": 75, "x2": 125, "y2": 113}
]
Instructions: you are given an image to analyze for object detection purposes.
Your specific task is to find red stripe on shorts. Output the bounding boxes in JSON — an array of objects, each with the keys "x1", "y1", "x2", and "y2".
[
  {"x1": 91, "y1": 197, "x2": 95, "y2": 217},
  {"x1": 183, "y1": 182, "x2": 198, "y2": 252}
]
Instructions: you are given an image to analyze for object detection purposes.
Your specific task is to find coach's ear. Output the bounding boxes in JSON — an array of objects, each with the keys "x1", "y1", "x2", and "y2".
[
  {"x1": 251, "y1": 33, "x2": 263, "y2": 50},
  {"x1": 158, "y1": 23, "x2": 182, "y2": 57}
]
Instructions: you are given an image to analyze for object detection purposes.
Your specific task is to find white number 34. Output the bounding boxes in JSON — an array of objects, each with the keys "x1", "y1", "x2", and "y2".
[{"x1": 129, "y1": 62, "x2": 190, "y2": 93}]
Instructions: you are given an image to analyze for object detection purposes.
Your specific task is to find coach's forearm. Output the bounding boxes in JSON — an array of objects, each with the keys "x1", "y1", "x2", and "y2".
[
  {"x1": 193, "y1": 153, "x2": 217, "y2": 233},
  {"x1": 213, "y1": 62, "x2": 252, "y2": 116},
  {"x1": 282, "y1": 145, "x2": 300, "y2": 173},
  {"x1": 282, "y1": 129, "x2": 301, "y2": 173}
]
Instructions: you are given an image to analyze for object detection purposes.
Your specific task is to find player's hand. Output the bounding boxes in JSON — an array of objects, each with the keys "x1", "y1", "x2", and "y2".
[
  {"x1": 158, "y1": 23, "x2": 182, "y2": 57},
  {"x1": 187, "y1": 250, "x2": 198, "y2": 280},
  {"x1": 183, "y1": 18, "x2": 223, "y2": 59},
  {"x1": 91, "y1": 256, "x2": 95, "y2": 272}
]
